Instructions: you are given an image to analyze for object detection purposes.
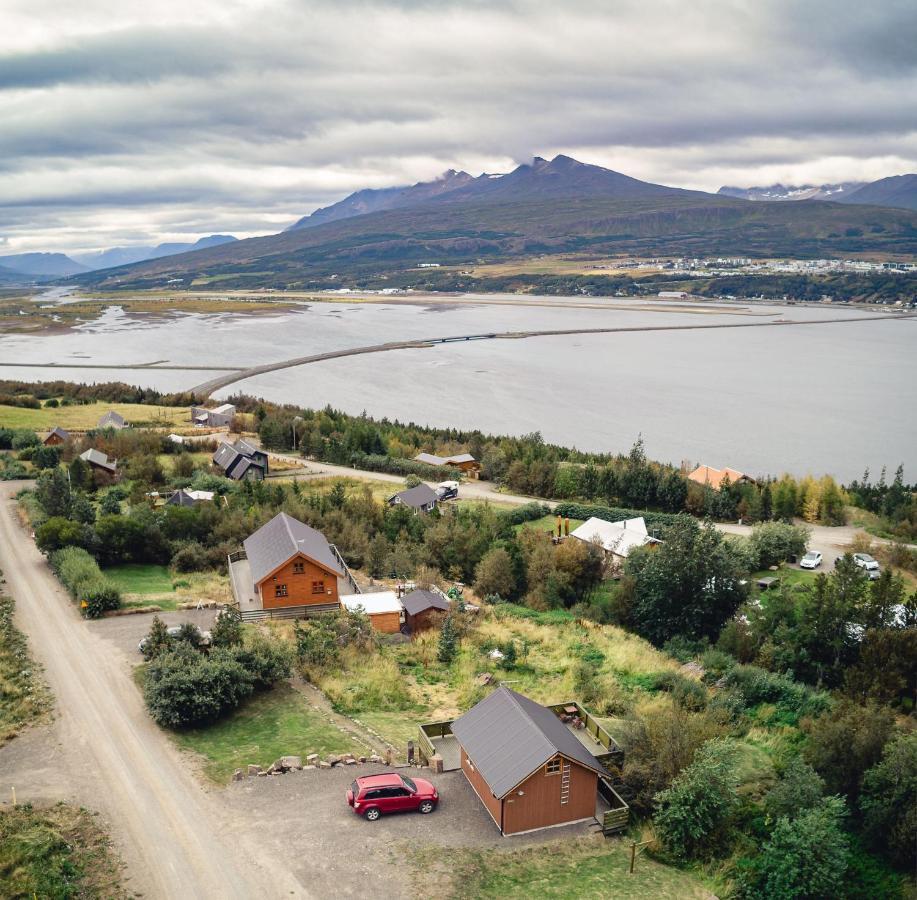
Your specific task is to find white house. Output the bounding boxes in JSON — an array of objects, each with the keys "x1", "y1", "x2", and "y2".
[{"x1": 569, "y1": 516, "x2": 660, "y2": 563}]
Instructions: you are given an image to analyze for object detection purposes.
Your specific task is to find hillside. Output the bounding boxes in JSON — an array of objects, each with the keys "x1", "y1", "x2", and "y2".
[
  {"x1": 0, "y1": 252, "x2": 88, "y2": 278},
  {"x1": 837, "y1": 174, "x2": 917, "y2": 211},
  {"x1": 718, "y1": 182, "x2": 864, "y2": 202},
  {"x1": 69, "y1": 156, "x2": 917, "y2": 291}
]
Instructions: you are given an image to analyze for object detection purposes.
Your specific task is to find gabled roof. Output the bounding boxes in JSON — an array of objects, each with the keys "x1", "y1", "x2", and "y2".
[
  {"x1": 211, "y1": 403, "x2": 236, "y2": 415},
  {"x1": 233, "y1": 438, "x2": 263, "y2": 457},
  {"x1": 46, "y1": 426, "x2": 70, "y2": 441},
  {"x1": 79, "y1": 448, "x2": 117, "y2": 472},
  {"x1": 569, "y1": 516, "x2": 657, "y2": 557},
  {"x1": 687, "y1": 464, "x2": 751, "y2": 488},
  {"x1": 452, "y1": 686, "x2": 606, "y2": 798},
  {"x1": 414, "y1": 452, "x2": 447, "y2": 466},
  {"x1": 390, "y1": 483, "x2": 438, "y2": 509},
  {"x1": 446, "y1": 453, "x2": 476, "y2": 464},
  {"x1": 243, "y1": 512, "x2": 343, "y2": 587},
  {"x1": 212, "y1": 441, "x2": 240, "y2": 470},
  {"x1": 402, "y1": 588, "x2": 450, "y2": 616},
  {"x1": 167, "y1": 489, "x2": 196, "y2": 507},
  {"x1": 97, "y1": 410, "x2": 126, "y2": 428}
]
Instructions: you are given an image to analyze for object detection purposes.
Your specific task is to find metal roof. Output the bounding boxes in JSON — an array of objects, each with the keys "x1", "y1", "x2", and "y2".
[
  {"x1": 414, "y1": 452, "x2": 447, "y2": 466},
  {"x1": 79, "y1": 448, "x2": 117, "y2": 472},
  {"x1": 340, "y1": 591, "x2": 402, "y2": 615},
  {"x1": 47, "y1": 426, "x2": 70, "y2": 441},
  {"x1": 451, "y1": 686, "x2": 605, "y2": 798},
  {"x1": 445, "y1": 453, "x2": 476, "y2": 464},
  {"x1": 401, "y1": 588, "x2": 450, "y2": 616},
  {"x1": 390, "y1": 483, "x2": 438, "y2": 508},
  {"x1": 97, "y1": 410, "x2": 126, "y2": 428},
  {"x1": 212, "y1": 441, "x2": 239, "y2": 471},
  {"x1": 243, "y1": 512, "x2": 343, "y2": 588},
  {"x1": 233, "y1": 438, "x2": 263, "y2": 457}
]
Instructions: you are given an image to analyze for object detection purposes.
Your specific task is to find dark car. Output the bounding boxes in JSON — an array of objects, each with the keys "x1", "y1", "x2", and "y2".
[{"x1": 346, "y1": 773, "x2": 438, "y2": 821}]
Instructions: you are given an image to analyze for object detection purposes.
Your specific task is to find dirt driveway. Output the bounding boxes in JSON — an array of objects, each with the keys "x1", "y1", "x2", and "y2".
[{"x1": 224, "y1": 763, "x2": 599, "y2": 897}]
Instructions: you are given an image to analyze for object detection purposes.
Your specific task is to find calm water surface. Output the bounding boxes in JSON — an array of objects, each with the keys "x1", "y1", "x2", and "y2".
[{"x1": 1, "y1": 297, "x2": 913, "y2": 481}]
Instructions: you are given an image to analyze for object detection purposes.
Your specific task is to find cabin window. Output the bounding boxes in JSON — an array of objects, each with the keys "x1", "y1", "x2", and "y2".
[
  {"x1": 275, "y1": 584, "x2": 288, "y2": 598},
  {"x1": 311, "y1": 580, "x2": 325, "y2": 595},
  {"x1": 293, "y1": 561, "x2": 305, "y2": 574},
  {"x1": 545, "y1": 758, "x2": 561, "y2": 775}
]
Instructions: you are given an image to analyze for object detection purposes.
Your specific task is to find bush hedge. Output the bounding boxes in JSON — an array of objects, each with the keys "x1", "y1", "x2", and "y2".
[
  {"x1": 554, "y1": 502, "x2": 682, "y2": 531},
  {"x1": 50, "y1": 547, "x2": 121, "y2": 618},
  {"x1": 349, "y1": 452, "x2": 459, "y2": 482}
]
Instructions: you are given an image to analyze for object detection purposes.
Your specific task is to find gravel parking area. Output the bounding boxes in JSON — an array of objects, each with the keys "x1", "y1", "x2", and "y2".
[
  {"x1": 88, "y1": 608, "x2": 218, "y2": 657},
  {"x1": 224, "y1": 763, "x2": 598, "y2": 897}
]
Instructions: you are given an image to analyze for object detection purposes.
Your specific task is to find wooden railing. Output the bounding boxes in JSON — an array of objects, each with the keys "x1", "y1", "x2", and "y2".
[
  {"x1": 417, "y1": 720, "x2": 454, "y2": 765},
  {"x1": 228, "y1": 548, "x2": 247, "y2": 563},
  {"x1": 547, "y1": 700, "x2": 624, "y2": 769},
  {"x1": 330, "y1": 543, "x2": 361, "y2": 595},
  {"x1": 598, "y1": 777, "x2": 630, "y2": 835}
]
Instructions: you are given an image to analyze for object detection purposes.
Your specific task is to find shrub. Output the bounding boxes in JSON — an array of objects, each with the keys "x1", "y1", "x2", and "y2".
[
  {"x1": 210, "y1": 608, "x2": 243, "y2": 648},
  {"x1": 722, "y1": 664, "x2": 829, "y2": 723},
  {"x1": 748, "y1": 521, "x2": 809, "y2": 568},
  {"x1": 141, "y1": 616, "x2": 173, "y2": 660},
  {"x1": 654, "y1": 738, "x2": 740, "y2": 860},
  {"x1": 321, "y1": 654, "x2": 412, "y2": 714},
  {"x1": 144, "y1": 644, "x2": 254, "y2": 728},
  {"x1": 763, "y1": 756, "x2": 825, "y2": 822},
  {"x1": 554, "y1": 501, "x2": 680, "y2": 531},
  {"x1": 499, "y1": 502, "x2": 552, "y2": 527},
  {"x1": 233, "y1": 632, "x2": 292, "y2": 689},
  {"x1": 740, "y1": 797, "x2": 849, "y2": 900},
  {"x1": 859, "y1": 731, "x2": 917, "y2": 868},
  {"x1": 49, "y1": 547, "x2": 121, "y2": 618}
]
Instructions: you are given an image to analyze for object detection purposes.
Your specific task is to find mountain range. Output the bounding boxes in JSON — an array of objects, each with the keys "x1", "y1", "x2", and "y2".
[
  {"x1": 0, "y1": 235, "x2": 238, "y2": 282},
  {"x1": 60, "y1": 156, "x2": 917, "y2": 291},
  {"x1": 718, "y1": 174, "x2": 917, "y2": 210}
]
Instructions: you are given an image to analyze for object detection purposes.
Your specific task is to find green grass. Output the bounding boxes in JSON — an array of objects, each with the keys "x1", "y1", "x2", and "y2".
[
  {"x1": 421, "y1": 838, "x2": 716, "y2": 899},
  {"x1": 750, "y1": 567, "x2": 817, "y2": 589},
  {"x1": 103, "y1": 564, "x2": 174, "y2": 595},
  {"x1": 0, "y1": 401, "x2": 190, "y2": 431},
  {"x1": 357, "y1": 710, "x2": 424, "y2": 750},
  {"x1": 0, "y1": 802, "x2": 125, "y2": 899},
  {"x1": 513, "y1": 514, "x2": 585, "y2": 535},
  {"x1": 0, "y1": 594, "x2": 52, "y2": 745},
  {"x1": 172, "y1": 683, "x2": 366, "y2": 782}
]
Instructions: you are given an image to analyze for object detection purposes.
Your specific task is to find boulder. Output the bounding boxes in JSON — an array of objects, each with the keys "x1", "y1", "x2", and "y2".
[
  {"x1": 326, "y1": 754, "x2": 341, "y2": 766},
  {"x1": 343, "y1": 757, "x2": 357, "y2": 765},
  {"x1": 303, "y1": 765, "x2": 317, "y2": 771},
  {"x1": 369, "y1": 754, "x2": 384, "y2": 764},
  {"x1": 358, "y1": 756, "x2": 367, "y2": 763},
  {"x1": 280, "y1": 756, "x2": 303, "y2": 770},
  {"x1": 475, "y1": 671, "x2": 494, "y2": 686},
  {"x1": 232, "y1": 769, "x2": 244, "y2": 782},
  {"x1": 306, "y1": 753, "x2": 319, "y2": 764},
  {"x1": 318, "y1": 760, "x2": 332, "y2": 769},
  {"x1": 247, "y1": 765, "x2": 263, "y2": 776}
]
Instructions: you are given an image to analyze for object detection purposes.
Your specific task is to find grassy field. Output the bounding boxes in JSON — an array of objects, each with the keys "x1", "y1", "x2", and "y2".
[
  {"x1": 418, "y1": 836, "x2": 715, "y2": 899},
  {"x1": 104, "y1": 563, "x2": 175, "y2": 595},
  {"x1": 750, "y1": 566, "x2": 818, "y2": 589},
  {"x1": 107, "y1": 568, "x2": 231, "y2": 612},
  {"x1": 0, "y1": 802, "x2": 125, "y2": 898},
  {"x1": 172, "y1": 683, "x2": 367, "y2": 782},
  {"x1": 514, "y1": 513, "x2": 585, "y2": 535},
  {"x1": 0, "y1": 594, "x2": 52, "y2": 745},
  {"x1": 0, "y1": 402, "x2": 190, "y2": 431}
]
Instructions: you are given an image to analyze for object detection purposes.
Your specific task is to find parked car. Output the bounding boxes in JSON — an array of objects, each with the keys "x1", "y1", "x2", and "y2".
[
  {"x1": 347, "y1": 773, "x2": 438, "y2": 821},
  {"x1": 799, "y1": 551, "x2": 823, "y2": 569},
  {"x1": 852, "y1": 553, "x2": 881, "y2": 577},
  {"x1": 436, "y1": 481, "x2": 459, "y2": 501},
  {"x1": 138, "y1": 624, "x2": 211, "y2": 653}
]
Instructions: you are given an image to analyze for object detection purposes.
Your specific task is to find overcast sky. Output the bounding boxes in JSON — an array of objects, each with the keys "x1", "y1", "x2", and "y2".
[{"x1": 2, "y1": 0, "x2": 916, "y2": 255}]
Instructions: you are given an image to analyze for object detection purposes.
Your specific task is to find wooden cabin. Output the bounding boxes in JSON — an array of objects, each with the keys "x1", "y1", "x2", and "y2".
[
  {"x1": 451, "y1": 686, "x2": 608, "y2": 836},
  {"x1": 340, "y1": 591, "x2": 403, "y2": 633},
  {"x1": 402, "y1": 588, "x2": 450, "y2": 634},
  {"x1": 43, "y1": 426, "x2": 70, "y2": 446}
]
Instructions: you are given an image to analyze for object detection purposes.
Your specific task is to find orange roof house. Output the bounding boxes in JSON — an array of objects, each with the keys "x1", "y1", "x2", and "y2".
[{"x1": 687, "y1": 465, "x2": 754, "y2": 489}]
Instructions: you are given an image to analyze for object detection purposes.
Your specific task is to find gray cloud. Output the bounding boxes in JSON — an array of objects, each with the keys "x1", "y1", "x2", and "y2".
[{"x1": 0, "y1": 0, "x2": 915, "y2": 254}]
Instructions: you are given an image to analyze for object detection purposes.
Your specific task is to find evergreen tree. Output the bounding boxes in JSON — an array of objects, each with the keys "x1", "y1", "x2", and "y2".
[
  {"x1": 211, "y1": 608, "x2": 243, "y2": 647},
  {"x1": 142, "y1": 615, "x2": 173, "y2": 660},
  {"x1": 437, "y1": 614, "x2": 457, "y2": 664}
]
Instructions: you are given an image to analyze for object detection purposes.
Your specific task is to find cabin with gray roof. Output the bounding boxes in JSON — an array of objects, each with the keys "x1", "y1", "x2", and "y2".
[
  {"x1": 212, "y1": 439, "x2": 268, "y2": 481},
  {"x1": 79, "y1": 447, "x2": 118, "y2": 477},
  {"x1": 413, "y1": 451, "x2": 480, "y2": 476},
  {"x1": 402, "y1": 588, "x2": 451, "y2": 634},
  {"x1": 97, "y1": 410, "x2": 127, "y2": 430},
  {"x1": 388, "y1": 483, "x2": 438, "y2": 513},
  {"x1": 228, "y1": 512, "x2": 356, "y2": 615},
  {"x1": 451, "y1": 686, "x2": 613, "y2": 835},
  {"x1": 43, "y1": 426, "x2": 70, "y2": 446},
  {"x1": 191, "y1": 403, "x2": 236, "y2": 427}
]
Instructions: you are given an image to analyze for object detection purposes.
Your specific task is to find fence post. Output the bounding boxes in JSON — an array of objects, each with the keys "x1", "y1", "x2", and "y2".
[{"x1": 629, "y1": 842, "x2": 636, "y2": 874}]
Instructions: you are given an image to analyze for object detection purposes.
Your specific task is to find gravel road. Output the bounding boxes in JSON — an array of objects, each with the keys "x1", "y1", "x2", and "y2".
[{"x1": 0, "y1": 482, "x2": 306, "y2": 899}]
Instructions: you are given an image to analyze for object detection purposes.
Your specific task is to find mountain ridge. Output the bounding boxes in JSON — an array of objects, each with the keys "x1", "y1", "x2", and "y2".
[{"x1": 74, "y1": 234, "x2": 238, "y2": 271}]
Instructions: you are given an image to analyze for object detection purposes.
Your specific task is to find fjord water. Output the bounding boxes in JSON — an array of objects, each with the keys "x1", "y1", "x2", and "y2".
[{"x1": 1, "y1": 298, "x2": 913, "y2": 481}]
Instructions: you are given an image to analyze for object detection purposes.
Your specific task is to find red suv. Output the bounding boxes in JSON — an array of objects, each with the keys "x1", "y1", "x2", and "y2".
[{"x1": 347, "y1": 773, "x2": 438, "y2": 821}]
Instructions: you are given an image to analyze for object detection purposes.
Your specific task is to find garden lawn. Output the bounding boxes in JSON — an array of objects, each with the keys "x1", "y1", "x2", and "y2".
[
  {"x1": 751, "y1": 567, "x2": 818, "y2": 589},
  {"x1": 103, "y1": 563, "x2": 179, "y2": 610},
  {"x1": 172, "y1": 683, "x2": 365, "y2": 782},
  {"x1": 0, "y1": 402, "x2": 190, "y2": 431},
  {"x1": 421, "y1": 837, "x2": 717, "y2": 900},
  {"x1": 513, "y1": 514, "x2": 584, "y2": 535}
]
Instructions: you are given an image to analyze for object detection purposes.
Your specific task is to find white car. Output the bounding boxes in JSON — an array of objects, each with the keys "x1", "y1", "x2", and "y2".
[
  {"x1": 800, "y1": 551, "x2": 822, "y2": 569},
  {"x1": 852, "y1": 553, "x2": 881, "y2": 579}
]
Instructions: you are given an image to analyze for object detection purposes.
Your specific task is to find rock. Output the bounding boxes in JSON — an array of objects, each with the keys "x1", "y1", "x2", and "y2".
[
  {"x1": 256, "y1": 771, "x2": 269, "y2": 777},
  {"x1": 327, "y1": 754, "x2": 341, "y2": 766},
  {"x1": 303, "y1": 765, "x2": 317, "y2": 771},
  {"x1": 281, "y1": 755, "x2": 302, "y2": 770},
  {"x1": 358, "y1": 756, "x2": 367, "y2": 763},
  {"x1": 476, "y1": 671, "x2": 494, "y2": 686},
  {"x1": 343, "y1": 757, "x2": 357, "y2": 765},
  {"x1": 232, "y1": 769, "x2": 244, "y2": 782},
  {"x1": 318, "y1": 760, "x2": 332, "y2": 769},
  {"x1": 370, "y1": 754, "x2": 384, "y2": 764},
  {"x1": 306, "y1": 753, "x2": 319, "y2": 764},
  {"x1": 247, "y1": 765, "x2": 263, "y2": 776}
]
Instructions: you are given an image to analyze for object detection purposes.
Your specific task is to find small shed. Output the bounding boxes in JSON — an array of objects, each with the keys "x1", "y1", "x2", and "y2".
[
  {"x1": 340, "y1": 591, "x2": 403, "y2": 633},
  {"x1": 97, "y1": 410, "x2": 127, "y2": 430},
  {"x1": 402, "y1": 588, "x2": 450, "y2": 634}
]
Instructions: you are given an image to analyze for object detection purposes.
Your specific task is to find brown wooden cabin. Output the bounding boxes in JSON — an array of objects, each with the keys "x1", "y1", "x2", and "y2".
[
  {"x1": 44, "y1": 426, "x2": 70, "y2": 446},
  {"x1": 451, "y1": 685, "x2": 607, "y2": 836},
  {"x1": 242, "y1": 512, "x2": 344, "y2": 610},
  {"x1": 402, "y1": 588, "x2": 450, "y2": 634}
]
